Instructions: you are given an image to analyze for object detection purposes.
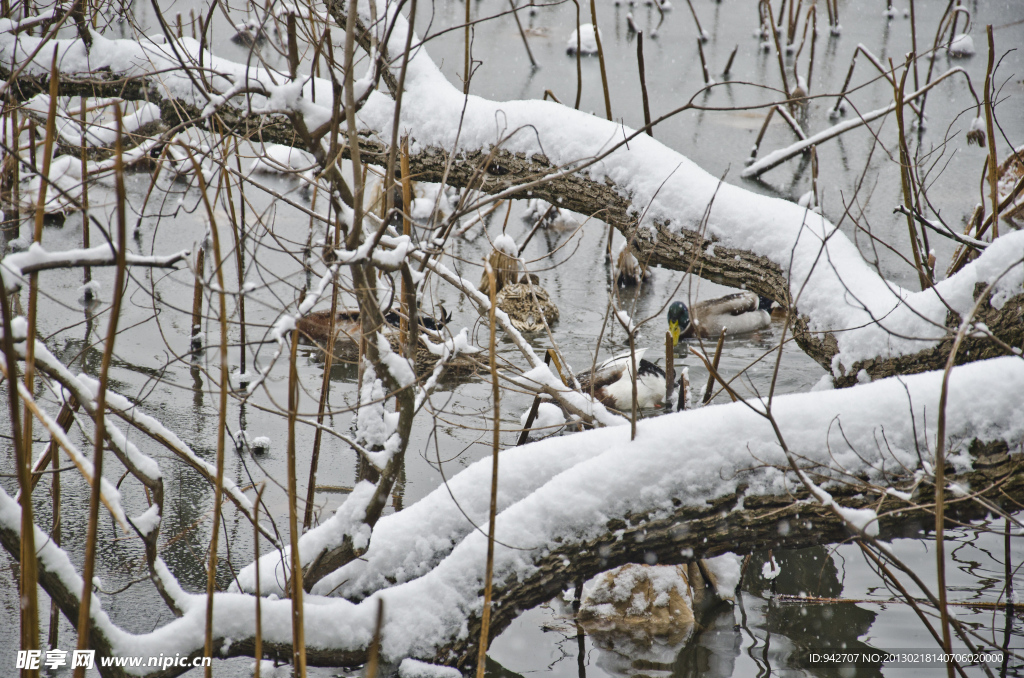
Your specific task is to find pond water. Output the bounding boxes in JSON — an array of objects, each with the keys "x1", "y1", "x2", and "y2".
[{"x1": 1, "y1": 0, "x2": 1023, "y2": 675}]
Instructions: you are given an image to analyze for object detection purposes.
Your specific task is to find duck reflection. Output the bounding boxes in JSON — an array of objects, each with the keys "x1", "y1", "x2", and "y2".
[{"x1": 569, "y1": 547, "x2": 880, "y2": 678}]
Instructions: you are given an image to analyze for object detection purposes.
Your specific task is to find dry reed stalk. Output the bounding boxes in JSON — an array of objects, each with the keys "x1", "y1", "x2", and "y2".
[
  {"x1": 47, "y1": 395, "x2": 61, "y2": 651},
  {"x1": 805, "y1": 6, "x2": 816, "y2": 95},
  {"x1": 810, "y1": 145, "x2": 818, "y2": 208},
  {"x1": 79, "y1": 101, "x2": 91, "y2": 291},
  {"x1": 919, "y1": 0, "x2": 958, "y2": 120},
  {"x1": 767, "y1": 4, "x2": 791, "y2": 105},
  {"x1": 253, "y1": 482, "x2": 266, "y2": 678},
  {"x1": 983, "y1": 25, "x2": 999, "y2": 240},
  {"x1": 0, "y1": 268, "x2": 36, "y2": 678},
  {"x1": 749, "y1": 106, "x2": 776, "y2": 161},
  {"x1": 948, "y1": 0, "x2": 961, "y2": 52},
  {"x1": 176, "y1": 12, "x2": 183, "y2": 39},
  {"x1": 683, "y1": 0, "x2": 706, "y2": 40},
  {"x1": 22, "y1": 52, "x2": 59, "y2": 541},
  {"x1": 479, "y1": 247, "x2": 518, "y2": 297},
  {"x1": 664, "y1": 331, "x2": 675, "y2": 407},
  {"x1": 702, "y1": 330, "x2": 726, "y2": 405},
  {"x1": 74, "y1": 104, "x2": 128, "y2": 678},
  {"x1": 178, "y1": 142, "x2": 234, "y2": 678},
  {"x1": 366, "y1": 600, "x2": 385, "y2": 678},
  {"x1": 637, "y1": 32, "x2": 652, "y2": 136},
  {"x1": 464, "y1": 0, "x2": 471, "y2": 93},
  {"x1": 400, "y1": 136, "x2": 414, "y2": 338},
  {"x1": 696, "y1": 37, "x2": 711, "y2": 85},
  {"x1": 892, "y1": 59, "x2": 930, "y2": 290},
  {"x1": 677, "y1": 368, "x2": 690, "y2": 411},
  {"x1": 629, "y1": 329, "x2": 638, "y2": 440},
  {"x1": 909, "y1": 0, "x2": 919, "y2": 92},
  {"x1": 286, "y1": 328, "x2": 308, "y2": 677},
  {"x1": 303, "y1": 188, "x2": 337, "y2": 531},
  {"x1": 228, "y1": 136, "x2": 247, "y2": 378},
  {"x1": 722, "y1": 44, "x2": 738, "y2": 77},
  {"x1": 788, "y1": 0, "x2": 802, "y2": 46},
  {"x1": 287, "y1": 12, "x2": 299, "y2": 80},
  {"x1": 190, "y1": 247, "x2": 205, "y2": 351},
  {"x1": 508, "y1": 0, "x2": 536, "y2": 67},
  {"x1": 475, "y1": 262, "x2": 502, "y2": 677},
  {"x1": 571, "y1": 0, "x2": 582, "y2": 108},
  {"x1": 588, "y1": 0, "x2": 612, "y2": 120},
  {"x1": 830, "y1": 51, "x2": 858, "y2": 116},
  {"x1": 1006, "y1": 518, "x2": 1013, "y2": 608}
]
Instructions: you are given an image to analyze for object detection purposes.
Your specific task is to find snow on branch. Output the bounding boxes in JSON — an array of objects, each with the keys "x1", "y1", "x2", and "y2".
[
  {"x1": 112, "y1": 358, "x2": 1024, "y2": 670},
  {"x1": 1, "y1": 242, "x2": 189, "y2": 291}
]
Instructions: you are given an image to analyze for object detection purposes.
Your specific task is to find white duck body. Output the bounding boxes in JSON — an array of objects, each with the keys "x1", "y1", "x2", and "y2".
[{"x1": 578, "y1": 349, "x2": 666, "y2": 410}]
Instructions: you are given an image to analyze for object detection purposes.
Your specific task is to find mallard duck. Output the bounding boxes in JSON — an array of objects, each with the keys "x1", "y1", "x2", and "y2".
[
  {"x1": 479, "y1": 237, "x2": 560, "y2": 333},
  {"x1": 667, "y1": 291, "x2": 772, "y2": 343},
  {"x1": 494, "y1": 275, "x2": 559, "y2": 332},
  {"x1": 577, "y1": 349, "x2": 666, "y2": 410},
  {"x1": 295, "y1": 307, "x2": 458, "y2": 373},
  {"x1": 614, "y1": 241, "x2": 650, "y2": 287}
]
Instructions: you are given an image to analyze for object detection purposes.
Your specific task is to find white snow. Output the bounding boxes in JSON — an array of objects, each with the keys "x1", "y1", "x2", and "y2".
[
  {"x1": 520, "y1": 402, "x2": 565, "y2": 431},
  {"x1": 399, "y1": 659, "x2": 462, "y2": 678},
  {"x1": 12, "y1": 356, "x2": 1024, "y2": 666},
  {"x1": 492, "y1": 233, "x2": 518, "y2": 256},
  {"x1": 948, "y1": 34, "x2": 975, "y2": 57},
  {"x1": 77, "y1": 280, "x2": 101, "y2": 303},
  {"x1": 761, "y1": 558, "x2": 781, "y2": 581},
  {"x1": 567, "y1": 24, "x2": 601, "y2": 55},
  {"x1": 705, "y1": 553, "x2": 741, "y2": 598},
  {"x1": 131, "y1": 504, "x2": 161, "y2": 537},
  {"x1": 248, "y1": 144, "x2": 315, "y2": 175}
]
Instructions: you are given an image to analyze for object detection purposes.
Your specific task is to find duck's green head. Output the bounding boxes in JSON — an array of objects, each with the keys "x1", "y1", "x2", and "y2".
[{"x1": 667, "y1": 301, "x2": 690, "y2": 345}]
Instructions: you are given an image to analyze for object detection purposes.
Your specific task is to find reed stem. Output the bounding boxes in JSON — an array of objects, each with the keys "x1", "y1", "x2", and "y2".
[
  {"x1": 589, "y1": 0, "x2": 612, "y2": 120},
  {"x1": 697, "y1": 37, "x2": 711, "y2": 85},
  {"x1": 983, "y1": 25, "x2": 999, "y2": 240},
  {"x1": 74, "y1": 103, "x2": 127, "y2": 678},
  {"x1": 723, "y1": 44, "x2": 738, "y2": 76},
  {"x1": 637, "y1": 32, "x2": 652, "y2": 136},
  {"x1": 285, "y1": 328, "x2": 308, "y2": 677},
  {"x1": 702, "y1": 330, "x2": 726, "y2": 405},
  {"x1": 475, "y1": 261, "x2": 501, "y2": 677}
]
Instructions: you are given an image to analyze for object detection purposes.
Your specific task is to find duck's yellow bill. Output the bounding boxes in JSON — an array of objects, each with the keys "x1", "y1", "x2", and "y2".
[{"x1": 669, "y1": 321, "x2": 680, "y2": 346}]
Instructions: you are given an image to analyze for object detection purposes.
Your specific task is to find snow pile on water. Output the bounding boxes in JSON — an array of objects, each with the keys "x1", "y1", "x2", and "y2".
[
  {"x1": 948, "y1": 34, "x2": 975, "y2": 57},
  {"x1": 520, "y1": 402, "x2": 566, "y2": 431},
  {"x1": 248, "y1": 144, "x2": 315, "y2": 175},
  {"x1": 399, "y1": 658, "x2": 461, "y2": 678},
  {"x1": 566, "y1": 24, "x2": 601, "y2": 54}
]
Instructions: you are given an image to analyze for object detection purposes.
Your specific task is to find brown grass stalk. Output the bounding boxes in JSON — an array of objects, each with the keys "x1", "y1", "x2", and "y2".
[
  {"x1": 79, "y1": 101, "x2": 91, "y2": 290},
  {"x1": 253, "y1": 482, "x2": 266, "y2": 678},
  {"x1": 73, "y1": 103, "x2": 127, "y2": 678},
  {"x1": 182, "y1": 144, "x2": 234, "y2": 678},
  {"x1": 702, "y1": 330, "x2": 726, "y2": 405},
  {"x1": 892, "y1": 58, "x2": 930, "y2": 290},
  {"x1": 637, "y1": 32, "x2": 652, "y2": 136},
  {"x1": 475, "y1": 261, "x2": 501, "y2": 677},
  {"x1": 983, "y1": 25, "x2": 999, "y2": 240},
  {"x1": 589, "y1": 0, "x2": 612, "y2": 120},
  {"x1": 0, "y1": 277, "x2": 37, "y2": 678}
]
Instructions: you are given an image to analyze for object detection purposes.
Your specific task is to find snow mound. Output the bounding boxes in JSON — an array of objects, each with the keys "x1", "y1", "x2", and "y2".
[
  {"x1": 948, "y1": 34, "x2": 975, "y2": 57},
  {"x1": 567, "y1": 24, "x2": 601, "y2": 54},
  {"x1": 520, "y1": 402, "x2": 566, "y2": 431},
  {"x1": 399, "y1": 659, "x2": 461, "y2": 678}
]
